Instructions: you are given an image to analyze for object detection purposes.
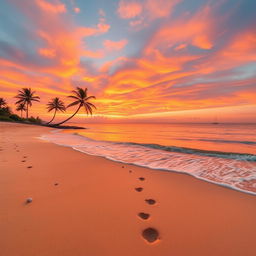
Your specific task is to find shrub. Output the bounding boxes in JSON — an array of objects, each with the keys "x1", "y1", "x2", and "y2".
[
  {"x1": 9, "y1": 114, "x2": 23, "y2": 121},
  {"x1": 0, "y1": 115, "x2": 13, "y2": 122},
  {"x1": 0, "y1": 107, "x2": 12, "y2": 116},
  {"x1": 27, "y1": 116, "x2": 42, "y2": 124}
]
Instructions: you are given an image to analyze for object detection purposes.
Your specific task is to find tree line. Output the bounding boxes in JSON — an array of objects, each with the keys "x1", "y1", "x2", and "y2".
[{"x1": 0, "y1": 87, "x2": 96, "y2": 126}]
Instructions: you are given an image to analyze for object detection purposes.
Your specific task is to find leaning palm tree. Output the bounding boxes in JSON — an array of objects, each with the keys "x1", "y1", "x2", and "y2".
[
  {"x1": 46, "y1": 97, "x2": 66, "y2": 124},
  {"x1": 16, "y1": 103, "x2": 26, "y2": 118},
  {"x1": 54, "y1": 87, "x2": 96, "y2": 126},
  {"x1": 15, "y1": 88, "x2": 40, "y2": 119},
  {"x1": 0, "y1": 97, "x2": 7, "y2": 108}
]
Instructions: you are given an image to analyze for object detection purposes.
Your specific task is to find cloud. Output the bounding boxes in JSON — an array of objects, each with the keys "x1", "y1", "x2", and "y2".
[
  {"x1": 36, "y1": 0, "x2": 66, "y2": 13},
  {"x1": 103, "y1": 39, "x2": 128, "y2": 51},
  {"x1": 1, "y1": 0, "x2": 256, "y2": 122},
  {"x1": 74, "y1": 7, "x2": 80, "y2": 13},
  {"x1": 38, "y1": 48, "x2": 56, "y2": 58},
  {"x1": 0, "y1": 0, "x2": 111, "y2": 116},
  {"x1": 117, "y1": 0, "x2": 142, "y2": 19},
  {"x1": 144, "y1": 4, "x2": 215, "y2": 54},
  {"x1": 144, "y1": 0, "x2": 181, "y2": 20},
  {"x1": 117, "y1": 0, "x2": 181, "y2": 28},
  {"x1": 95, "y1": 2, "x2": 256, "y2": 119}
]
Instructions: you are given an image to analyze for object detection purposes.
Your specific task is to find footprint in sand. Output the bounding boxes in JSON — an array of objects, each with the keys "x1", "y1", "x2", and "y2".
[
  {"x1": 139, "y1": 177, "x2": 145, "y2": 181},
  {"x1": 23, "y1": 156, "x2": 27, "y2": 158},
  {"x1": 142, "y1": 228, "x2": 159, "y2": 243},
  {"x1": 27, "y1": 166, "x2": 33, "y2": 169},
  {"x1": 129, "y1": 170, "x2": 132, "y2": 173},
  {"x1": 21, "y1": 160, "x2": 26, "y2": 162},
  {"x1": 135, "y1": 187, "x2": 143, "y2": 192},
  {"x1": 145, "y1": 199, "x2": 156, "y2": 205},
  {"x1": 54, "y1": 183, "x2": 59, "y2": 186},
  {"x1": 26, "y1": 198, "x2": 33, "y2": 204},
  {"x1": 138, "y1": 212, "x2": 150, "y2": 220}
]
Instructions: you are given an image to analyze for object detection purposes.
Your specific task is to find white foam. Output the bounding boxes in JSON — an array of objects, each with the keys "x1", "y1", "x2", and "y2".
[{"x1": 40, "y1": 131, "x2": 256, "y2": 196}]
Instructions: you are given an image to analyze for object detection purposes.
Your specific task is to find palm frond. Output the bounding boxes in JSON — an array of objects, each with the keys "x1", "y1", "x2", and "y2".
[
  {"x1": 84, "y1": 103, "x2": 92, "y2": 115},
  {"x1": 67, "y1": 100, "x2": 80, "y2": 108},
  {"x1": 15, "y1": 99, "x2": 26, "y2": 105},
  {"x1": 86, "y1": 102, "x2": 97, "y2": 109},
  {"x1": 68, "y1": 95, "x2": 80, "y2": 100},
  {"x1": 85, "y1": 96, "x2": 96, "y2": 101}
]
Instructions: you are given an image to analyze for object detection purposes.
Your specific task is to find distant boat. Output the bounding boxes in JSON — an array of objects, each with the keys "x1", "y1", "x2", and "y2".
[{"x1": 212, "y1": 116, "x2": 219, "y2": 124}]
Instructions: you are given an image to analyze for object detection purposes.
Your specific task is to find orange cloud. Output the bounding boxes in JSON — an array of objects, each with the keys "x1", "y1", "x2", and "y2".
[
  {"x1": 221, "y1": 30, "x2": 256, "y2": 61},
  {"x1": 145, "y1": 5, "x2": 215, "y2": 54},
  {"x1": 117, "y1": 0, "x2": 142, "y2": 19},
  {"x1": 38, "y1": 48, "x2": 56, "y2": 58},
  {"x1": 121, "y1": 0, "x2": 181, "y2": 29},
  {"x1": 75, "y1": 23, "x2": 110, "y2": 38},
  {"x1": 145, "y1": 0, "x2": 180, "y2": 19},
  {"x1": 100, "y1": 57, "x2": 128, "y2": 73},
  {"x1": 174, "y1": 43, "x2": 187, "y2": 51},
  {"x1": 103, "y1": 39, "x2": 128, "y2": 51},
  {"x1": 192, "y1": 29, "x2": 256, "y2": 76},
  {"x1": 36, "y1": 0, "x2": 66, "y2": 13},
  {"x1": 82, "y1": 49, "x2": 104, "y2": 59}
]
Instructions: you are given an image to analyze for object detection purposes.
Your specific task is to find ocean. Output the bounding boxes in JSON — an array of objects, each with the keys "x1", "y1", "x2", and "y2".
[{"x1": 41, "y1": 123, "x2": 256, "y2": 195}]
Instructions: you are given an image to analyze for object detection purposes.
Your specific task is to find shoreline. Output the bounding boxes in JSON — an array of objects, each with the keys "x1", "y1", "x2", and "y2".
[
  {"x1": 72, "y1": 146, "x2": 256, "y2": 197},
  {"x1": 42, "y1": 127, "x2": 256, "y2": 197},
  {"x1": 1, "y1": 122, "x2": 256, "y2": 256}
]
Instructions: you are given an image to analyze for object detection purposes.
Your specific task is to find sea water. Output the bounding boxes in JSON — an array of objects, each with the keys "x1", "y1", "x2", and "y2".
[{"x1": 41, "y1": 123, "x2": 256, "y2": 195}]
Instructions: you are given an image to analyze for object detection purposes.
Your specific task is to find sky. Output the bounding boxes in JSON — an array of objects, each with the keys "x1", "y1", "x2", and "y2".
[{"x1": 0, "y1": 0, "x2": 255, "y2": 123}]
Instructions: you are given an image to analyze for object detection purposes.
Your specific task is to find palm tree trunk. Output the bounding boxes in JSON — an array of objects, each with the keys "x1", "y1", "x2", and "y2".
[
  {"x1": 20, "y1": 110, "x2": 22, "y2": 118},
  {"x1": 54, "y1": 104, "x2": 82, "y2": 126},
  {"x1": 47, "y1": 109, "x2": 57, "y2": 124},
  {"x1": 26, "y1": 102, "x2": 29, "y2": 119}
]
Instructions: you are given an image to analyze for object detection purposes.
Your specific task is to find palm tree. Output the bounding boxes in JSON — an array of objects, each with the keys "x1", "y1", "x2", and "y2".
[
  {"x1": 46, "y1": 97, "x2": 66, "y2": 124},
  {"x1": 54, "y1": 87, "x2": 96, "y2": 126},
  {"x1": 16, "y1": 103, "x2": 26, "y2": 118},
  {"x1": 0, "y1": 98, "x2": 7, "y2": 108},
  {"x1": 15, "y1": 88, "x2": 40, "y2": 119}
]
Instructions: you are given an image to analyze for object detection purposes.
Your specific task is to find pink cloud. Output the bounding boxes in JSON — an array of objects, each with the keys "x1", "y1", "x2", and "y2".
[
  {"x1": 145, "y1": 0, "x2": 180, "y2": 19},
  {"x1": 97, "y1": 23, "x2": 110, "y2": 34},
  {"x1": 103, "y1": 39, "x2": 128, "y2": 51},
  {"x1": 82, "y1": 49, "x2": 104, "y2": 59},
  {"x1": 129, "y1": 18, "x2": 143, "y2": 27},
  {"x1": 117, "y1": 0, "x2": 181, "y2": 29},
  {"x1": 38, "y1": 48, "x2": 56, "y2": 58},
  {"x1": 36, "y1": 0, "x2": 66, "y2": 13},
  {"x1": 74, "y1": 7, "x2": 80, "y2": 13},
  {"x1": 117, "y1": 0, "x2": 142, "y2": 19},
  {"x1": 175, "y1": 43, "x2": 187, "y2": 51},
  {"x1": 75, "y1": 22, "x2": 110, "y2": 38},
  {"x1": 144, "y1": 5, "x2": 216, "y2": 55}
]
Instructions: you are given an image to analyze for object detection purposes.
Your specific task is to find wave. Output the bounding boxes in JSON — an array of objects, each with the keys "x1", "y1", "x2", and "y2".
[
  {"x1": 40, "y1": 130, "x2": 256, "y2": 196},
  {"x1": 175, "y1": 138, "x2": 256, "y2": 146},
  {"x1": 198, "y1": 139, "x2": 256, "y2": 145},
  {"x1": 124, "y1": 142, "x2": 256, "y2": 161}
]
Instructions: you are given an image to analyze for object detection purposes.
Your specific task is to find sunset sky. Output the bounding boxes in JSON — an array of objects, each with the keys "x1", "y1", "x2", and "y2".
[{"x1": 0, "y1": 0, "x2": 255, "y2": 123}]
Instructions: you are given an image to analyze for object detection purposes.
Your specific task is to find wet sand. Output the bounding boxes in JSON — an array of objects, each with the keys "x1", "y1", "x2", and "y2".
[{"x1": 1, "y1": 122, "x2": 256, "y2": 256}]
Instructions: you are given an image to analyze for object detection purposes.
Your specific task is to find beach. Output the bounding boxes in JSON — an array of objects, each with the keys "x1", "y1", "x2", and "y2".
[{"x1": 1, "y1": 122, "x2": 256, "y2": 256}]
